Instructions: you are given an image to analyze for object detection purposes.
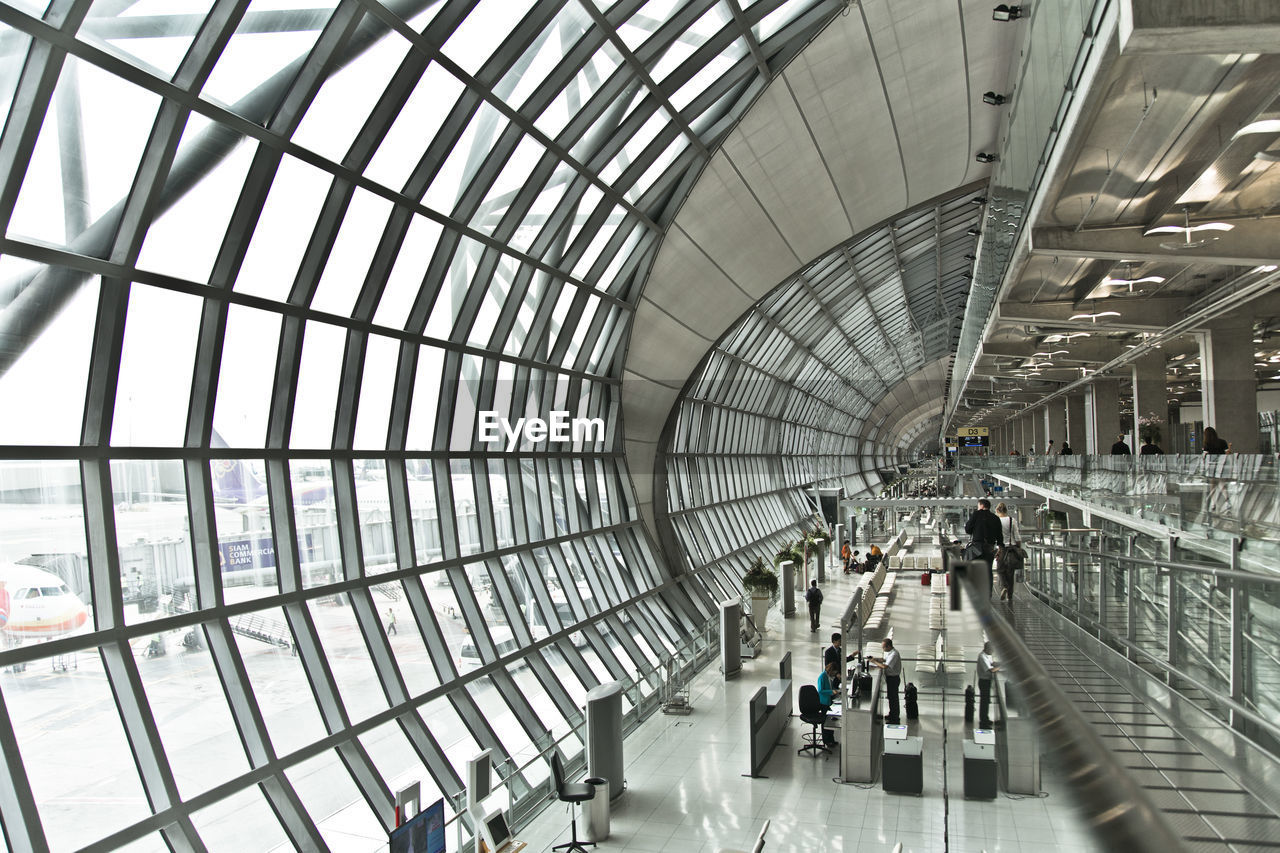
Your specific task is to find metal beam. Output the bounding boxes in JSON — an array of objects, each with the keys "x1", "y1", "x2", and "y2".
[{"x1": 1031, "y1": 220, "x2": 1280, "y2": 265}]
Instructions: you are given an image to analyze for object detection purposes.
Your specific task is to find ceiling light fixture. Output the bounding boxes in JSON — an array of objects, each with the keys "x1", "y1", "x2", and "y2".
[
  {"x1": 982, "y1": 92, "x2": 1008, "y2": 105},
  {"x1": 992, "y1": 4, "x2": 1022, "y2": 21},
  {"x1": 1069, "y1": 310, "x2": 1121, "y2": 322},
  {"x1": 1103, "y1": 274, "x2": 1165, "y2": 292},
  {"x1": 975, "y1": 152, "x2": 999, "y2": 163},
  {"x1": 1144, "y1": 209, "x2": 1233, "y2": 250},
  {"x1": 1232, "y1": 119, "x2": 1280, "y2": 139}
]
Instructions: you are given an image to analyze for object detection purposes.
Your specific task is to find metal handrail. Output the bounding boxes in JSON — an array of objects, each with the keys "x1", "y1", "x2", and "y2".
[
  {"x1": 949, "y1": 558, "x2": 1189, "y2": 853},
  {"x1": 1023, "y1": 577, "x2": 1280, "y2": 745}
]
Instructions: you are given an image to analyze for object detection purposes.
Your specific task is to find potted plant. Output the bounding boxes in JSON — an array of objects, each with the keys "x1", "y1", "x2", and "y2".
[
  {"x1": 1137, "y1": 415, "x2": 1162, "y2": 448},
  {"x1": 742, "y1": 557, "x2": 778, "y2": 629}
]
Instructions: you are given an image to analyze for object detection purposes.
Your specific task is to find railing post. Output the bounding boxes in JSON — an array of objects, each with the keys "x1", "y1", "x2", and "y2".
[
  {"x1": 1097, "y1": 541, "x2": 1107, "y2": 637},
  {"x1": 1229, "y1": 537, "x2": 1246, "y2": 733}
]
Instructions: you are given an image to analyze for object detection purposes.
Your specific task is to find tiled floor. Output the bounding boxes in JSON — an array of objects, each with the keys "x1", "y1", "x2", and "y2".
[{"x1": 511, "y1": 562, "x2": 1101, "y2": 853}]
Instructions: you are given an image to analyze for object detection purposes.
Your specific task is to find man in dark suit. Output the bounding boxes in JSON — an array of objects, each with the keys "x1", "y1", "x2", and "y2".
[
  {"x1": 964, "y1": 498, "x2": 1004, "y2": 598},
  {"x1": 1110, "y1": 435, "x2": 1131, "y2": 454}
]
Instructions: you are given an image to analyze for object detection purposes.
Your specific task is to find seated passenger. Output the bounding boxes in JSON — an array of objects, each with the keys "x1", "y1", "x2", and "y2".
[{"x1": 817, "y1": 661, "x2": 841, "y2": 745}]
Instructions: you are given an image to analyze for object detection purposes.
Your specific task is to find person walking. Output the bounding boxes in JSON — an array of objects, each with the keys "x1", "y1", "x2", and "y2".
[
  {"x1": 964, "y1": 498, "x2": 1004, "y2": 598},
  {"x1": 1110, "y1": 434, "x2": 1131, "y2": 455},
  {"x1": 977, "y1": 642, "x2": 999, "y2": 728},
  {"x1": 387, "y1": 608, "x2": 397, "y2": 636},
  {"x1": 1140, "y1": 436, "x2": 1164, "y2": 455},
  {"x1": 805, "y1": 580, "x2": 823, "y2": 632},
  {"x1": 993, "y1": 502, "x2": 1020, "y2": 601},
  {"x1": 871, "y1": 638, "x2": 903, "y2": 724}
]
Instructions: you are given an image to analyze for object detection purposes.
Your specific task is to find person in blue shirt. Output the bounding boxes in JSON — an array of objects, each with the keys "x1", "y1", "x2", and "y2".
[{"x1": 817, "y1": 661, "x2": 840, "y2": 745}]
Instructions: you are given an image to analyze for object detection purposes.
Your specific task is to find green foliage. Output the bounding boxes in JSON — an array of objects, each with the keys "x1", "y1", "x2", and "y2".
[
  {"x1": 742, "y1": 557, "x2": 779, "y2": 601},
  {"x1": 774, "y1": 542, "x2": 805, "y2": 570}
]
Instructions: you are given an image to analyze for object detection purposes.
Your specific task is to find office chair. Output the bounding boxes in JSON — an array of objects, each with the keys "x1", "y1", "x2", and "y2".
[
  {"x1": 797, "y1": 685, "x2": 830, "y2": 757},
  {"x1": 549, "y1": 751, "x2": 596, "y2": 852}
]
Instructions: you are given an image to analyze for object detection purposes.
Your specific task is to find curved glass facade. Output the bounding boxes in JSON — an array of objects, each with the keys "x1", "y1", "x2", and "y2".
[
  {"x1": 0, "y1": 1, "x2": 841, "y2": 849},
  {"x1": 661, "y1": 191, "x2": 982, "y2": 581}
]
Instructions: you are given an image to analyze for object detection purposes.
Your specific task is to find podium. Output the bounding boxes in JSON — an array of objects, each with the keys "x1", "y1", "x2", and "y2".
[
  {"x1": 963, "y1": 739, "x2": 997, "y2": 799},
  {"x1": 881, "y1": 734, "x2": 923, "y2": 794}
]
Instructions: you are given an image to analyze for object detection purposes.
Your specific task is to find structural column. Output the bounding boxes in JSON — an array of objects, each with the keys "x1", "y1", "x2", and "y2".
[
  {"x1": 1131, "y1": 351, "x2": 1167, "y2": 452},
  {"x1": 1065, "y1": 393, "x2": 1086, "y2": 453},
  {"x1": 1088, "y1": 379, "x2": 1123, "y2": 454},
  {"x1": 1031, "y1": 411, "x2": 1045, "y2": 454},
  {"x1": 1046, "y1": 398, "x2": 1067, "y2": 451},
  {"x1": 1198, "y1": 320, "x2": 1259, "y2": 452}
]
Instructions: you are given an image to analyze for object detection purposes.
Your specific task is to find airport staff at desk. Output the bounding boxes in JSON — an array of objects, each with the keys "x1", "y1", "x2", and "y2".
[
  {"x1": 869, "y1": 638, "x2": 902, "y2": 724},
  {"x1": 817, "y1": 662, "x2": 840, "y2": 746},
  {"x1": 824, "y1": 633, "x2": 858, "y2": 671}
]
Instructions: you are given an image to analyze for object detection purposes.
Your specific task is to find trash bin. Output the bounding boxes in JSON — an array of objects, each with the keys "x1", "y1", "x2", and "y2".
[{"x1": 584, "y1": 777, "x2": 609, "y2": 842}]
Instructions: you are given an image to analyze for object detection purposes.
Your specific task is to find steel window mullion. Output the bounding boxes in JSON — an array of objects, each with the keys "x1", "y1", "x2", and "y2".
[
  {"x1": 184, "y1": 459, "x2": 224, "y2": 608},
  {"x1": 204, "y1": 621, "x2": 276, "y2": 767},
  {"x1": 288, "y1": 176, "x2": 358, "y2": 307},
  {"x1": 447, "y1": 690, "x2": 515, "y2": 777},
  {"x1": 402, "y1": 576, "x2": 459, "y2": 682},
  {"x1": 332, "y1": 458, "x2": 365, "y2": 580},
  {"x1": 335, "y1": 738, "x2": 395, "y2": 833},
  {"x1": 0, "y1": 685, "x2": 51, "y2": 852},
  {"x1": 0, "y1": 1, "x2": 89, "y2": 237},
  {"x1": 397, "y1": 712, "x2": 464, "y2": 799},
  {"x1": 258, "y1": 773, "x2": 327, "y2": 852},
  {"x1": 265, "y1": 458, "x2": 304, "y2": 594},
  {"x1": 524, "y1": 654, "x2": 585, "y2": 730},
  {"x1": 333, "y1": 329, "x2": 368, "y2": 449},
  {"x1": 267, "y1": 0, "x2": 365, "y2": 138},
  {"x1": 283, "y1": 600, "x2": 351, "y2": 734},
  {"x1": 99, "y1": 644, "x2": 185, "y2": 815},
  {"x1": 487, "y1": 557, "x2": 531, "y2": 644},
  {"x1": 265, "y1": 315, "x2": 306, "y2": 449}
]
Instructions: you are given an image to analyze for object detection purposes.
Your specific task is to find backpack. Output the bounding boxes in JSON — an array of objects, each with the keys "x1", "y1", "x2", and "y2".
[{"x1": 806, "y1": 586, "x2": 823, "y2": 605}]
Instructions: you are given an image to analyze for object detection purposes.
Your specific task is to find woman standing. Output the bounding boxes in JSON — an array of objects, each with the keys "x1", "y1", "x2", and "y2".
[
  {"x1": 1203, "y1": 426, "x2": 1229, "y2": 454},
  {"x1": 994, "y1": 503, "x2": 1021, "y2": 601}
]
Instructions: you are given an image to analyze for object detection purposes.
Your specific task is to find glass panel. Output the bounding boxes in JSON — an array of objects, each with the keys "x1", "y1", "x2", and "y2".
[
  {"x1": 212, "y1": 305, "x2": 281, "y2": 447},
  {"x1": 356, "y1": 460, "x2": 395, "y2": 574},
  {"x1": 292, "y1": 461, "x2": 338, "y2": 590},
  {"x1": 309, "y1": 188, "x2": 396, "y2": 317},
  {"x1": 442, "y1": 0, "x2": 527, "y2": 77},
  {"x1": 308, "y1": 594, "x2": 389, "y2": 721},
  {"x1": 136, "y1": 118, "x2": 255, "y2": 284},
  {"x1": 210, "y1": 458, "x2": 276, "y2": 600},
  {"x1": 112, "y1": 459, "x2": 191, "y2": 626},
  {"x1": 365, "y1": 63, "x2": 467, "y2": 192},
  {"x1": 284, "y1": 748, "x2": 383, "y2": 851},
  {"x1": 134, "y1": 622, "x2": 251, "y2": 799},
  {"x1": 289, "y1": 320, "x2": 345, "y2": 448},
  {"x1": 374, "y1": 579, "x2": 439, "y2": 697},
  {"x1": 112, "y1": 285, "x2": 202, "y2": 446},
  {"x1": 81, "y1": 0, "x2": 214, "y2": 80},
  {"x1": 189, "y1": 784, "x2": 290, "y2": 852},
  {"x1": 371, "y1": 213, "x2": 442, "y2": 330},
  {"x1": 1, "y1": 650, "x2": 151, "y2": 850},
  {"x1": 233, "y1": 154, "x2": 330, "y2": 302},
  {"x1": 293, "y1": 19, "x2": 413, "y2": 163},
  {"x1": 9, "y1": 58, "x2": 162, "y2": 248},
  {"x1": 353, "y1": 335, "x2": 397, "y2": 450},
  {"x1": 406, "y1": 345, "x2": 445, "y2": 452},
  {"x1": 357, "y1": 718, "x2": 448, "y2": 818},
  {"x1": 231, "y1": 605, "x2": 326, "y2": 756},
  {"x1": 0, "y1": 460, "x2": 92, "y2": 635},
  {"x1": 422, "y1": 101, "x2": 507, "y2": 215},
  {"x1": 0, "y1": 273, "x2": 97, "y2": 445},
  {"x1": 200, "y1": 2, "x2": 336, "y2": 113},
  {"x1": 407, "y1": 466, "x2": 441, "y2": 566}
]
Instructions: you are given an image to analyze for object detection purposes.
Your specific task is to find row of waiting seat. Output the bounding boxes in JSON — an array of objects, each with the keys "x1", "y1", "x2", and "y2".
[
  {"x1": 853, "y1": 558, "x2": 900, "y2": 634},
  {"x1": 886, "y1": 553, "x2": 943, "y2": 572}
]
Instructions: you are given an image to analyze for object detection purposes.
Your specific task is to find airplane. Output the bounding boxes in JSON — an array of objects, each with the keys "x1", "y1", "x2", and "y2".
[{"x1": 0, "y1": 563, "x2": 91, "y2": 640}]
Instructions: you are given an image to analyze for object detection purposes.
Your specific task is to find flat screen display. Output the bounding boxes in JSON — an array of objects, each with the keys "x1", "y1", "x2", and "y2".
[
  {"x1": 389, "y1": 797, "x2": 445, "y2": 853},
  {"x1": 484, "y1": 809, "x2": 511, "y2": 850}
]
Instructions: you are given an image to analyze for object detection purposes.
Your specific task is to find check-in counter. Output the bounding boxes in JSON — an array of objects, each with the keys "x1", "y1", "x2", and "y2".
[{"x1": 837, "y1": 669, "x2": 883, "y2": 783}]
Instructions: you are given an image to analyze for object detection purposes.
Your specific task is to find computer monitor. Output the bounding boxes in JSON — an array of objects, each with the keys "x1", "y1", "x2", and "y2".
[
  {"x1": 389, "y1": 796, "x2": 445, "y2": 853},
  {"x1": 467, "y1": 749, "x2": 493, "y2": 808},
  {"x1": 480, "y1": 808, "x2": 512, "y2": 852}
]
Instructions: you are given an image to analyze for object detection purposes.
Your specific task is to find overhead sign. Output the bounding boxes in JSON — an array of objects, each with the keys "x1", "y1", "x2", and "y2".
[{"x1": 957, "y1": 427, "x2": 989, "y2": 436}]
